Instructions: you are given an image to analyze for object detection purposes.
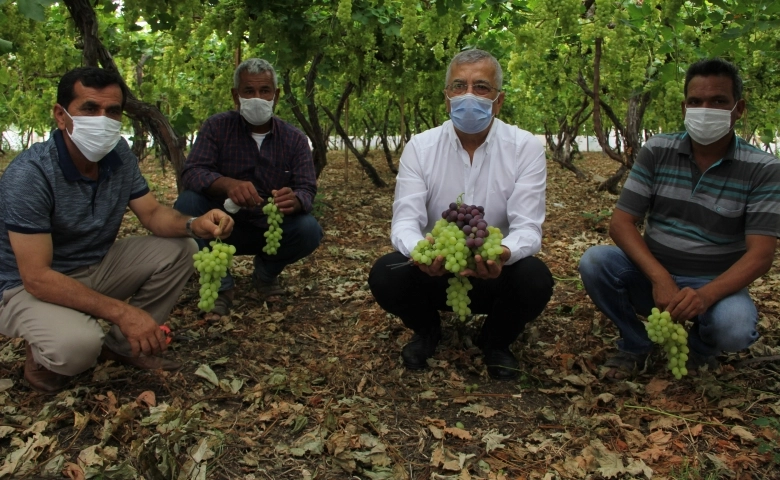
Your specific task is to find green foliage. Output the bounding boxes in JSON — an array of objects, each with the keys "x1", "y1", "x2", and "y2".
[
  {"x1": 754, "y1": 416, "x2": 780, "y2": 464},
  {"x1": 0, "y1": 0, "x2": 778, "y2": 176},
  {"x1": 581, "y1": 209, "x2": 611, "y2": 226},
  {"x1": 667, "y1": 461, "x2": 721, "y2": 480},
  {"x1": 310, "y1": 193, "x2": 329, "y2": 219},
  {"x1": 16, "y1": 0, "x2": 57, "y2": 22}
]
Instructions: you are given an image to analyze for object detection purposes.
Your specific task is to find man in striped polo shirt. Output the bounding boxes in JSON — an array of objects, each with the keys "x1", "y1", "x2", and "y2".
[{"x1": 579, "y1": 58, "x2": 780, "y2": 380}]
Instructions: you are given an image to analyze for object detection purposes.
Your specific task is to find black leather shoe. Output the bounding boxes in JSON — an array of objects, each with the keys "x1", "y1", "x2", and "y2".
[
  {"x1": 401, "y1": 328, "x2": 441, "y2": 370},
  {"x1": 483, "y1": 346, "x2": 520, "y2": 380},
  {"x1": 25, "y1": 343, "x2": 71, "y2": 394}
]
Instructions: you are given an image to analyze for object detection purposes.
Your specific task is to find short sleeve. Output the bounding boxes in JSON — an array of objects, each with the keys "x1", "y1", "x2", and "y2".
[
  {"x1": 745, "y1": 160, "x2": 780, "y2": 237},
  {"x1": 1, "y1": 158, "x2": 54, "y2": 234},
  {"x1": 616, "y1": 144, "x2": 655, "y2": 218}
]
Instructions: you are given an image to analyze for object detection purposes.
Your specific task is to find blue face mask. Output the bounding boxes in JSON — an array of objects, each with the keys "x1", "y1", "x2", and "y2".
[{"x1": 447, "y1": 93, "x2": 497, "y2": 134}]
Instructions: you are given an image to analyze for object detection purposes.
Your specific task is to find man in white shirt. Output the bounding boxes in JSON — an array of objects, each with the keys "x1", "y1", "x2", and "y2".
[{"x1": 368, "y1": 49, "x2": 553, "y2": 380}]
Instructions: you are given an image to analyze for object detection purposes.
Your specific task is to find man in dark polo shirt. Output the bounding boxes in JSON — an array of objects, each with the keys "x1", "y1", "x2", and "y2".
[
  {"x1": 174, "y1": 58, "x2": 322, "y2": 318},
  {"x1": 0, "y1": 67, "x2": 234, "y2": 393},
  {"x1": 579, "y1": 58, "x2": 780, "y2": 380}
]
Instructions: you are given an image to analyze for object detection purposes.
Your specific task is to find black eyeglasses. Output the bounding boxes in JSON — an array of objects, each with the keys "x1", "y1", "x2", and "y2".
[{"x1": 446, "y1": 82, "x2": 500, "y2": 97}]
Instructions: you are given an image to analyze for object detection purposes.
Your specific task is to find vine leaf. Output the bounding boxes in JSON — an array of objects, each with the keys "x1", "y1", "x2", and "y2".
[
  {"x1": 16, "y1": 0, "x2": 56, "y2": 22},
  {"x1": 0, "y1": 39, "x2": 12, "y2": 54}
]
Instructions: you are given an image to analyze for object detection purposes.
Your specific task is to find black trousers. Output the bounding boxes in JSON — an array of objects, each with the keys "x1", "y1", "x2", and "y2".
[{"x1": 368, "y1": 252, "x2": 554, "y2": 348}]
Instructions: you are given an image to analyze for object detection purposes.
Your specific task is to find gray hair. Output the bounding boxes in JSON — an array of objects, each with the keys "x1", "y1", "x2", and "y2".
[
  {"x1": 233, "y1": 58, "x2": 278, "y2": 89},
  {"x1": 445, "y1": 49, "x2": 503, "y2": 90}
]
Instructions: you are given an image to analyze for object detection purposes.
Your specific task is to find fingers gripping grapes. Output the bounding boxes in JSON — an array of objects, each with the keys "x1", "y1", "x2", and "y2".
[
  {"x1": 193, "y1": 240, "x2": 236, "y2": 312},
  {"x1": 227, "y1": 180, "x2": 262, "y2": 208},
  {"x1": 409, "y1": 195, "x2": 505, "y2": 321},
  {"x1": 272, "y1": 187, "x2": 300, "y2": 215}
]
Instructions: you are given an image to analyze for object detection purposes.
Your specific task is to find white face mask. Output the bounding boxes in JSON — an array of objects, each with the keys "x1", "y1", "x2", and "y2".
[
  {"x1": 63, "y1": 108, "x2": 122, "y2": 162},
  {"x1": 239, "y1": 96, "x2": 274, "y2": 126},
  {"x1": 684, "y1": 105, "x2": 736, "y2": 145}
]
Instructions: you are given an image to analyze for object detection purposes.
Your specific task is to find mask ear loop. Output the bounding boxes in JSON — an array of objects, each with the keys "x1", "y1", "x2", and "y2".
[{"x1": 58, "y1": 105, "x2": 76, "y2": 137}]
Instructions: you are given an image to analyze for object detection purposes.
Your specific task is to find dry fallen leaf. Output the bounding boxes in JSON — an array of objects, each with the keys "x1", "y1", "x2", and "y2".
[
  {"x1": 424, "y1": 416, "x2": 446, "y2": 428},
  {"x1": 636, "y1": 446, "x2": 667, "y2": 463},
  {"x1": 444, "y1": 427, "x2": 473, "y2": 440},
  {"x1": 73, "y1": 411, "x2": 89, "y2": 431},
  {"x1": 687, "y1": 423, "x2": 704, "y2": 437},
  {"x1": 647, "y1": 430, "x2": 672, "y2": 445},
  {"x1": 430, "y1": 446, "x2": 445, "y2": 466},
  {"x1": 722, "y1": 407, "x2": 744, "y2": 421},
  {"x1": 136, "y1": 390, "x2": 157, "y2": 408},
  {"x1": 645, "y1": 378, "x2": 670, "y2": 396},
  {"x1": 482, "y1": 430, "x2": 510, "y2": 453},
  {"x1": 460, "y1": 403, "x2": 499, "y2": 418},
  {"x1": 730, "y1": 426, "x2": 756, "y2": 443},
  {"x1": 419, "y1": 390, "x2": 438, "y2": 400},
  {"x1": 62, "y1": 462, "x2": 85, "y2": 480}
]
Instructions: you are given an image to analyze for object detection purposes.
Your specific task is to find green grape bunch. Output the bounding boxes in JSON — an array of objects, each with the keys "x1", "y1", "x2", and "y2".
[
  {"x1": 262, "y1": 197, "x2": 284, "y2": 255},
  {"x1": 446, "y1": 276, "x2": 473, "y2": 320},
  {"x1": 645, "y1": 307, "x2": 690, "y2": 379},
  {"x1": 409, "y1": 196, "x2": 505, "y2": 321},
  {"x1": 193, "y1": 240, "x2": 236, "y2": 312}
]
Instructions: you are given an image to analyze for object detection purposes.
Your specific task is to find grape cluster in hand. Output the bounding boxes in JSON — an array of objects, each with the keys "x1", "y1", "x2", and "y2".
[
  {"x1": 476, "y1": 226, "x2": 504, "y2": 261},
  {"x1": 645, "y1": 307, "x2": 690, "y2": 379},
  {"x1": 442, "y1": 202, "x2": 489, "y2": 250},
  {"x1": 262, "y1": 197, "x2": 284, "y2": 255},
  {"x1": 409, "y1": 198, "x2": 504, "y2": 321},
  {"x1": 193, "y1": 240, "x2": 236, "y2": 312}
]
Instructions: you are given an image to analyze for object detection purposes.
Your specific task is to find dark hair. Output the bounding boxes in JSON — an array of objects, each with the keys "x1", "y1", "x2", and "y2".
[
  {"x1": 684, "y1": 58, "x2": 743, "y2": 101},
  {"x1": 57, "y1": 67, "x2": 130, "y2": 110}
]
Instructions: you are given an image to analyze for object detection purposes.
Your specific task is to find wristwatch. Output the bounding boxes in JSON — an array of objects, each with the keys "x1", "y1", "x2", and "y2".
[{"x1": 185, "y1": 217, "x2": 201, "y2": 239}]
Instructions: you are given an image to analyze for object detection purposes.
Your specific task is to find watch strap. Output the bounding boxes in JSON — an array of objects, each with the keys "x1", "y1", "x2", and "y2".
[{"x1": 185, "y1": 217, "x2": 201, "y2": 239}]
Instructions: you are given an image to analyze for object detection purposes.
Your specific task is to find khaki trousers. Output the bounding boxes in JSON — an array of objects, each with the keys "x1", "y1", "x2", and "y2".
[{"x1": 0, "y1": 236, "x2": 197, "y2": 376}]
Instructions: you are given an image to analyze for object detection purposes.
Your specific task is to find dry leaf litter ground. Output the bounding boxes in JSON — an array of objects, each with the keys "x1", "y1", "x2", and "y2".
[{"x1": 0, "y1": 150, "x2": 779, "y2": 479}]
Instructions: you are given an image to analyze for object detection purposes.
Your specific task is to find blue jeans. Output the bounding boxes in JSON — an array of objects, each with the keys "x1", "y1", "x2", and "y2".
[
  {"x1": 174, "y1": 190, "x2": 323, "y2": 291},
  {"x1": 578, "y1": 245, "x2": 758, "y2": 357}
]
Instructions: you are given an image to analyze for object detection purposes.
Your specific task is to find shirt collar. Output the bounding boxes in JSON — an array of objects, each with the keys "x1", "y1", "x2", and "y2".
[
  {"x1": 53, "y1": 129, "x2": 123, "y2": 182},
  {"x1": 679, "y1": 132, "x2": 738, "y2": 162},
  {"x1": 237, "y1": 111, "x2": 276, "y2": 137},
  {"x1": 723, "y1": 135, "x2": 739, "y2": 161},
  {"x1": 446, "y1": 118, "x2": 497, "y2": 151}
]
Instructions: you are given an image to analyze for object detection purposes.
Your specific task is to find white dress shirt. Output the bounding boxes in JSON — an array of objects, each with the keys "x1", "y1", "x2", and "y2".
[{"x1": 391, "y1": 118, "x2": 546, "y2": 265}]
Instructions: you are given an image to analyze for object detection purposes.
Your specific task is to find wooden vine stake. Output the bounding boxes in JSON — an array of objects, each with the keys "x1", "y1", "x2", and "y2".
[{"x1": 344, "y1": 96, "x2": 349, "y2": 184}]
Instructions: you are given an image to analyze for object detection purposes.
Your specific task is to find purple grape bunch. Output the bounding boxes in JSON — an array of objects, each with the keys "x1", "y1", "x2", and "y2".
[{"x1": 441, "y1": 202, "x2": 489, "y2": 250}]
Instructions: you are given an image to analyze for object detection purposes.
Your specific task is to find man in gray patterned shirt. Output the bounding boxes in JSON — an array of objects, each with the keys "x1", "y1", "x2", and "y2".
[
  {"x1": 0, "y1": 67, "x2": 234, "y2": 393},
  {"x1": 579, "y1": 59, "x2": 780, "y2": 381}
]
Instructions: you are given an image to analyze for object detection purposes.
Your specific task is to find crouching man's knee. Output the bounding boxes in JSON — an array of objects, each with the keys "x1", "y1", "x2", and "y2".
[
  {"x1": 35, "y1": 324, "x2": 105, "y2": 376},
  {"x1": 701, "y1": 296, "x2": 759, "y2": 352}
]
